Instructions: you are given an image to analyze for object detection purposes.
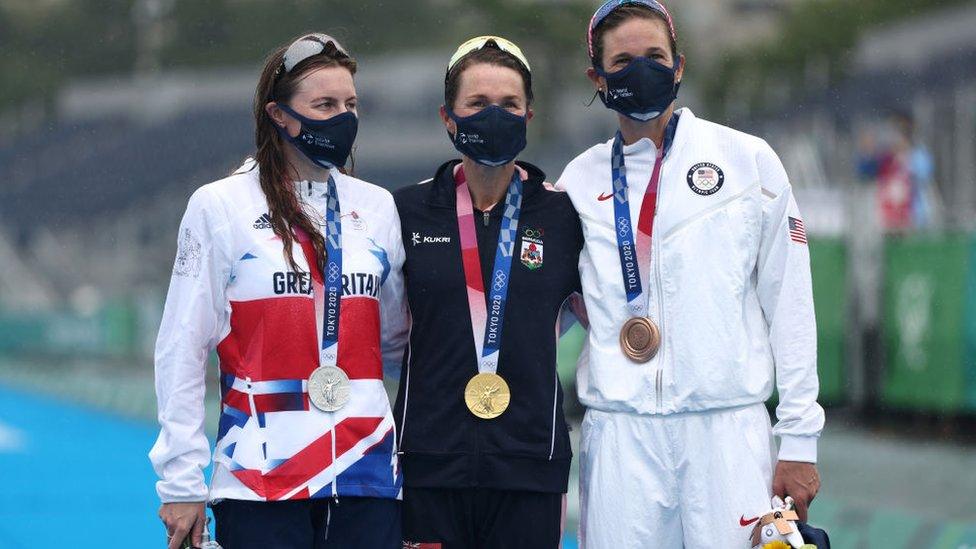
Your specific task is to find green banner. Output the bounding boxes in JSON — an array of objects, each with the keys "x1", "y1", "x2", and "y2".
[
  {"x1": 0, "y1": 300, "x2": 139, "y2": 357},
  {"x1": 557, "y1": 324, "x2": 586, "y2": 387},
  {"x1": 966, "y1": 234, "x2": 976, "y2": 411},
  {"x1": 881, "y1": 235, "x2": 970, "y2": 412},
  {"x1": 810, "y1": 497, "x2": 976, "y2": 548},
  {"x1": 809, "y1": 238, "x2": 847, "y2": 405}
]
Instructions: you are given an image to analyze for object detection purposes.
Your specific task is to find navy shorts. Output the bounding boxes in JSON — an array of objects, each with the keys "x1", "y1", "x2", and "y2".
[
  {"x1": 401, "y1": 487, "x2": 563, "y2": 549},
  {"x1": 212, "y1": 496, "x2": 400, "y2": 549}
]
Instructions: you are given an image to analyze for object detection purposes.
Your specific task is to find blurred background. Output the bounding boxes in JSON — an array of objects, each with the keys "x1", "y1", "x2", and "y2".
[{"x1": 1, "y1": 0, "x2": 975, "y2": 547}]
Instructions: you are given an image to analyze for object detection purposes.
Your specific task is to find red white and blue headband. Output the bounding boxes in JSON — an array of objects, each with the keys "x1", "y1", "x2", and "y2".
[{"x1": 587, "y1": 0, "x2": 677, "y2": 60}]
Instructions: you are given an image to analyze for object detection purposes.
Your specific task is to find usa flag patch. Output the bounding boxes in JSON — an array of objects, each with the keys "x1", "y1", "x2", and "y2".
[{"x1": 788, "y1": 217, "x2": 807, "y2": 244}]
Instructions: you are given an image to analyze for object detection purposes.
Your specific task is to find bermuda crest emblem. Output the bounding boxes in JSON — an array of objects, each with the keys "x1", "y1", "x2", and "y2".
[{"x1": 520, "y1": 227, "x2": 544, "y2": 270}]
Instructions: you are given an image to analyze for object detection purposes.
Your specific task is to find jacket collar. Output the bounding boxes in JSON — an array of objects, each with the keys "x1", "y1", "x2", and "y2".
[
  {"x1": 425, "y1": 159, "x2": 547, "y2": 209},
  {"x1": 292, "y1": 167, "x2": 342, "y2": 200},
  {"x1": 666, "y1": 107, "x2": 694, "y2": 161}
]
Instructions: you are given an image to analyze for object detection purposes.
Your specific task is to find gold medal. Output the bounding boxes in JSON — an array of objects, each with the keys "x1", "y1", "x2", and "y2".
[
  {"x1": 620, "y1": 317, "x2": 661, "y2": 363},
  {"x1": 464, "y1": 372, "x2": 511, "y2": 419}
]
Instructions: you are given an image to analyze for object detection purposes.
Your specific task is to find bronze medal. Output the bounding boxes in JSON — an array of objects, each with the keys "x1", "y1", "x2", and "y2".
[
  {"x1": 620, "y1": 317, "x2": 661, "y2": 363},
  {"x1": 464, "y1": 372, "x2": 511, "y2": 419}
]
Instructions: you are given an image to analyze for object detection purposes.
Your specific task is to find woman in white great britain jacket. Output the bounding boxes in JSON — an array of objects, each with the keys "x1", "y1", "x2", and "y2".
[
  {"x1": 556, "y1": 2, "x2": 825, "y2": 548},
  {"x1": 150, "y1": 34, "x2": 407, "y2": 549}
]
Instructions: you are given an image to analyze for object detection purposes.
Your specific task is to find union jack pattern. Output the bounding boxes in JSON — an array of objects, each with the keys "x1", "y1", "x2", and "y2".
[
  {"x1": 151, "y1": 166, "x2": 404, "y2": 503},
  {"x1": 211, "y1": 200, "x2": 401, "y2": 501}
]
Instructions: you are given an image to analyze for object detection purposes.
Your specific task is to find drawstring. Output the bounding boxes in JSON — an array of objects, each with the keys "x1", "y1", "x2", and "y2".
[
  {"x1": 549, "y1": 369, "x2": 558, "y2": 461},
  {"x1": 390, "y1": 413, "x2": 399, "y2": 481},
  {"x1": 244, "y1": 376, "x2": 266, "y2": 464},
  {"x1": 245, "y1": 376, "x2": 257, "y2": 417},
  {"x1": 330, "y1": 413, "x2": 339, "y2": 501},
  {"x1": 323, "y1": 500, "x2": 333, "y2": 540}
]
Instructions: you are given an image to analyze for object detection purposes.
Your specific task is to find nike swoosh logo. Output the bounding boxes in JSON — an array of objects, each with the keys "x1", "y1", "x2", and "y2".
[
  {"x1": 740, "y1": 515, "x2": 760, "y2": 527},
  {"x1": 597, "y1": 192, "x2": 615, "y2": 201}
]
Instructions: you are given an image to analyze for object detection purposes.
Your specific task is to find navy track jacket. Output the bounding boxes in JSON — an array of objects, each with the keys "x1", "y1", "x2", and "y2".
[{"x1": 391, "y1": 160, "x2": 583, "y2": 494}]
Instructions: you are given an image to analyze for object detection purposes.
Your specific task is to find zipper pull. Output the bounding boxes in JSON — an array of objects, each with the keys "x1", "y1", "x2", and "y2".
[{"x1": 483, "y1": 210, "x2": 490, "y2": 227}]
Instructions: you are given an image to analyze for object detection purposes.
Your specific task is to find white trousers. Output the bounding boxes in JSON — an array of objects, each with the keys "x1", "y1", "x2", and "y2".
[{"x1": 578, "y1": 403, "x2": 775, "y2": 549}]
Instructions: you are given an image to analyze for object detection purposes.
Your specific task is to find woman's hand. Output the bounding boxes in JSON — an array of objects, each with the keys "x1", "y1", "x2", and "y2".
[
  {"x1": 772, "y1": 461, "x2": 820, "y2": 522},
  {"x1": 159, "y1": 501, "x2": 206, "y2": 549}
]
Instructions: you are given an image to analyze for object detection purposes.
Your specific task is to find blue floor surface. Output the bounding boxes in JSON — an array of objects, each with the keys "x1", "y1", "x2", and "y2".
[
  {"x1": 0, "y1": 384, "x2": 579, "y2": 548},
  {"x1": 0, "y1": 384, "x2": 165, "y2": 548},
  {"x1": 6, "y1": 381, "x2": 976, "y2": 548}
]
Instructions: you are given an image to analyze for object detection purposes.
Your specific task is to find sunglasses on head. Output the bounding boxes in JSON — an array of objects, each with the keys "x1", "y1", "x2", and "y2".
[
  {"x1": 446, "y1": 35, "x2": 532, "y2": 81},
  {"x1": 280, "y1": 33, "x2": 349, "y2": 75}
]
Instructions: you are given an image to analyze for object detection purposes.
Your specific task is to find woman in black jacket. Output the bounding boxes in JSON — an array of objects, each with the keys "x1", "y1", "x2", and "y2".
[{"x1": 390, "y1": 36, "x2": 584, "y2": 548}]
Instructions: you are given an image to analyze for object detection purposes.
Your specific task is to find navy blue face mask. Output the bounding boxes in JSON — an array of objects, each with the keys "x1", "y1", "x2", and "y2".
[
  {"x1": 276, "y1": 103, "x2": 358, "y2": 169},
  {"x1": 447, "y1": 105, "x2": 527, "y2": 167},
  {"x1": 596, "y1": 56, "x2": 681, "y2": 122}
]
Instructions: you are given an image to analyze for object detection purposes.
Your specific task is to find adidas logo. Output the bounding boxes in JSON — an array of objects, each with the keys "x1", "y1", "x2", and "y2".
[{"x1": 253, "y1": 213, "x2": 272, "y2": 230}]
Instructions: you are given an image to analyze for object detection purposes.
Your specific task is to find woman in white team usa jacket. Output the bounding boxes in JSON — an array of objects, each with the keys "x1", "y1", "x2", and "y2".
[
  {"x1": 150, "y1": 34, "x2": 406, "y2": 549},
  {"x1": 556, "y1": 2, "x2": 825, "y2": 548}
]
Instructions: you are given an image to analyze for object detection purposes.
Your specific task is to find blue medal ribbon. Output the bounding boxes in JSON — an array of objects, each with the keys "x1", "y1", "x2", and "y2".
[
  {"x1": 610, "y1": 114, "x2": 680, "y2": 316},
  {"x1": 455, "y1": 169, "x2": 524, "y2": 373},
  {"x1": 321, "y1": 176, "x2": 342, "y2": 367},
  {"x1": 481, "y1": 174, "x2": 523, "y2": 370}
]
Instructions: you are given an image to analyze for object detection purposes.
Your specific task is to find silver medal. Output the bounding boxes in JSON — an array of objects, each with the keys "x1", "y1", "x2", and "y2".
[{"x1": 308, "y1": 365, "x2": 351, "y2": 412}]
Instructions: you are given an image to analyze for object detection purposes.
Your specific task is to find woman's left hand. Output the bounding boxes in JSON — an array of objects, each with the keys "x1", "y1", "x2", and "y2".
[
  {"x1": 772, "y1": 461, "x2": 820, "y2": 522},
  {"x1": 159, "y1": 501, "x2": 205, "y2": 549}
]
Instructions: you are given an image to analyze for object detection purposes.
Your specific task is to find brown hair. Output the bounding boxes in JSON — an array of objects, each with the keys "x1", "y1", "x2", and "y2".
[
  {"x1": 590, "y1": 4, "x2": 678, "y2": 68},
  {"x1": 250, "y1": 34, "x2": 357, "y2": 274},
  {"x1": 444, "y1": 47, "x2": 533, "y2": 110}
]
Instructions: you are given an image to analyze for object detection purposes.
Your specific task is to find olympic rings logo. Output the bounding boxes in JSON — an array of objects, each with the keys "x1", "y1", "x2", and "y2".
[
  {"x1": 328, "y1": 264, "x2": 341, "y2": 281},
  {"x1": 523, "y1": 228, "x2": 543, "y2": 239},
  {"x1": 493, "y1": 271, "x2": 507, "y2": 291},
  {"x1": 617, "y1": 218, "x2": 630, "y2": 236}
]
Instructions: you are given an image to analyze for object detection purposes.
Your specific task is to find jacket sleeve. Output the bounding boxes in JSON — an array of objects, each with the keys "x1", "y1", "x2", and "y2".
[
  {"x1": 557, "y1": 201, "x2": 587, "y2": 335},
  {"x1": 148, "y1": 186, "x2": 232, "y2": 502},
  {"x1": 380, "y1": 200, "x2": 409, "y2": 380},
  {"x1": 755, "y1": 143, "x2": 826, "y2": 463}
]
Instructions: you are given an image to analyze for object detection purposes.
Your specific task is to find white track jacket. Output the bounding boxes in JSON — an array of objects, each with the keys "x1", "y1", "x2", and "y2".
[
  {"x1": 556, "y1": 109, "x2": 824, "y2": 462},
  {"x1": 149, "y1": 162, "x2": 407, "y2": 503}
]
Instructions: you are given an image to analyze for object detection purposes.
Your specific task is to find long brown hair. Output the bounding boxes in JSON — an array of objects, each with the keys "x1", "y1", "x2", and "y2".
[{"x1": 250, "y1": 34, "x2": 358, "y2": 273}]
